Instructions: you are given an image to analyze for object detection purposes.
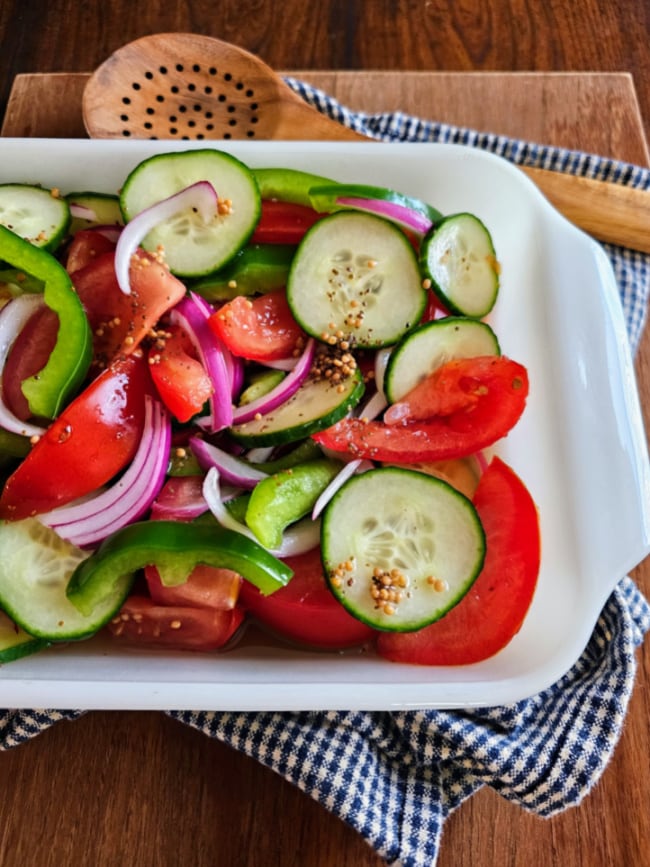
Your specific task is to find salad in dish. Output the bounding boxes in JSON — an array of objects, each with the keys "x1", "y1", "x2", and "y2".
[{"x1": 0, "y1": 147, "x2": 540, "y2": 667}]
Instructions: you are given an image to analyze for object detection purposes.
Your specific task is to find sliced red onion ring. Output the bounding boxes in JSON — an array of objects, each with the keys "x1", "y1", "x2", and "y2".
[
  {"x1": 115, "y1": 181, "x2": 219, "y2": 295},
  {"x1": 40, "y1": 396, "x2": 171, "y2": 547},
  {"x1": 189, "y1": 291, "x2": 244, "y2": 397},
  {"x1": 337, "y1": 197, "x2": 433, "y2": 236},
  {"x1": 231, "y1": 338, "x2": 315, "y2": 424},
  {"x1": 203, "y1": 467, "x2": 320, "y2": 557},
  {"x1": 0, "y1": 294, "x2": 48, "y2": 438},
  {"x1": 356, "y1": 389, "x2": 388, "y2": 421},
  {"x1": 311, "y1": 458, "x2": 373, "y2": 519},
  {"x1": 262, "y1": 356, "x2": 300, "y2": 372},
  {"x1": 190, "y1": 435, "x2": 268, "y2": 489},
  {"x1": 170, "y1": 293, "x2": 234, "y2": 432}
]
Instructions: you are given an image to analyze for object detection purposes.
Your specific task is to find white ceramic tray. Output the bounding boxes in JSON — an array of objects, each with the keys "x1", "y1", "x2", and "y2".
[{"x1": 1, "y1": 139, "x2": 649, "y2": 710}]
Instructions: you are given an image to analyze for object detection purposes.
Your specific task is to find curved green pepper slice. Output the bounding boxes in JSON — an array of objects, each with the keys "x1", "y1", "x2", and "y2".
[
  {"x1": 0, "y1": 225, "x2": 92, "y2": 419},
  {"x1": 66, "y1": 519, "x2": 294, "y2": 617},
  {"x1": 245, "y1": 458, "x2": 342, "y2": 550}
]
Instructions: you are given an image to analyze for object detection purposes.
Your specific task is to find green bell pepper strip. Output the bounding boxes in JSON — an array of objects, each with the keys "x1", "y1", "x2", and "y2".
[
  {"x1": 253, "y1": 168, "x2": 334, "y2": 207},
  {"x1": 66, "y1": 519, "x2": 294, "y2": 617},
  {"x1": 308, "y1": 183, "x2": 443, "y2": 226},
  {"x1": 0, "y1": 225, "x2": 92, "y2": 419},
  {"x1": 192, "y1": 243, "x2": 295, "y2": 301},
  {"x1": 245, "y1": 458, "x2": 342, "y2": 550}
]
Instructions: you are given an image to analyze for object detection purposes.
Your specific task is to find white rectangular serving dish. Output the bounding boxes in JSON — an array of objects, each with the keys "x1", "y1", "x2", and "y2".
[{"x1": 1, "y1": 138, "x2": 649, "y2": 710}]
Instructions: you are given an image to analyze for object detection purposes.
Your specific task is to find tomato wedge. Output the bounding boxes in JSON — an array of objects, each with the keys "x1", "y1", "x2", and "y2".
[
  {"x1": 250, "y1": 200, "x2": 324, "y2": 245},
  {"x1": 239, "y1": 546, "x2": 376, "y2": 649},
  {"x1": 376, "y1": 457, "x2": 540, "y2": 665},
  {"x1": 71, "y1": 249, "x2": 187, "y2": 370},
  {"x1": 65, "y1": 228, "x2": 117, "y2": 275},
  {"x1": 145, "y1": 564, "x2": 242, "y2": 610},
  {"x1": 107, "y1": 595, "x2": 244, "y2": 651},
  {"x1": 208, "y1": 288, "x2": 305, "y2": 361},
  {"x1": 0, "y1": 353, "x2": 150, "y2": 520},
  {"x1": 148, "y1": 324, "x2": 213, "y2": 422},
  {"x1": 2, "y1": 305, "x2": 59, "y2": 421},
  {"x1": 313, "y1": 357, "x2": 529, "y2": 462}
]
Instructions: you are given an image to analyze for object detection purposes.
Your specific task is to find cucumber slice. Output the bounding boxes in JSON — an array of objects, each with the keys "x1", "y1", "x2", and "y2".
[
  {"x1": 321, "y1": 467, "x2": 485, "y2": 632},
  {"x1": 239, "y1": 368, "x2": 286, "y2": 406},
  {"x1": 66, "y1": 191, "x2": 124, "y2": 233},
  {"x1": 384, "y1": 317, "x2": 501, "y2": 403},
  {"x1": 287, "y1": 211, "x2": 426, "y2": 348},
  {"x1": 0, "y1": 610, "x2": 49, "y2": 663},
  {"x1": 120, "y1": 149, "x2": 261, "y2": 278},
  {"x1": 0, "y1": 184, "x2": 70, "y2": 251},
  {"x1": 420, "y1": 213, "x2": 500, "y2": 318},
  {"x1": 230, "y1": 368, "x2": 365, "y2": 447},
  {"x1": 0, "y1": 519, "x2": 132, "y2": 641}
]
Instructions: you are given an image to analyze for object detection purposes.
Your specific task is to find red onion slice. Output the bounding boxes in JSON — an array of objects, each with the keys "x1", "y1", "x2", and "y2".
[
  {"x1": 69, "y1": 203, "x2": 98, "y2": 222},
  {"x1": 115, "y1": 181, "x2": 219, "y2": 295},
  {"x1": 190, "y1": 436, "x2": 268, "y2": 489},
  {"x1": 188, "y1": 291, "x2": 244, "y2": 398},
  {"x1": 0, "y1": 294, "x2": 49, "y2": 438},
  {"x1": 203, "y1": 467, "x2": 319, "y2": 557},
  {"x1": 40, "y1": 396, "x2": 171, "y2": 547},
  {"x1": 231, "y1": 338, "x2": 315, "y2": 424},
  {"x1": 337, "y1": 196, "x2": 433, "y2": 236},
  {"x1": 170, "y1": 293, "x2": 234, "y2": 432}
]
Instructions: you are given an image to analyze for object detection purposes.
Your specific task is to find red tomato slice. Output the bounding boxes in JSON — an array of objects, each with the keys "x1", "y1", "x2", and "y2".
[
  {"x1": 145, "y1": 564, "x2": 242, "y2": 610},
  {"x1": 250, "y1": 200, "x2": 324, "y2": 244},
  {"x1": 2, "y1": 305, "x2": 59, "y2": 421},
  {"x1": 313, "y1": 357, "x2": 529, "y2": 462},
  {"x1": 66, "y1": 228, "x2": 117, "y2": 275},
  {"x1": 107, "y1": 595, "x2": 245, "y2": 651},
  {"x1": 376, "y1": 457, "x2": 540, "y2": 665},
  {"x1": 148, "y1": 324, "x2": 213, "y2": 422},
  {"x1": 71, "y1": 249, "x2": 186, "y2": 370},
  {"x1": 384, "y1": 356, "x2": 524, "y2": 424},
  {"x1": 0, "y1": 353, "x2": 150, "y2": 520},
  {"x1": 239, "y1": 546, "x2": 376, "y2": 649},
  {"x1": 208, "y1": 289, "x2": 305, "y2": 362}
]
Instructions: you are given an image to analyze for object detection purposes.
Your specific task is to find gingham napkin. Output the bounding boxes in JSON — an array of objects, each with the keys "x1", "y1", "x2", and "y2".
[{"x1": 2, "y1": 82, "x2": 650, "y2": 867}]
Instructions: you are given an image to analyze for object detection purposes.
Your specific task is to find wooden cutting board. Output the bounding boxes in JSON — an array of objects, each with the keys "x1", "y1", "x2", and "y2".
[
  {"x1": 1, "y1": 69, "x2": 649, "y2": 867},
  {"x1": 3, "y1": 70, "x2": 650, "y2": 166}
]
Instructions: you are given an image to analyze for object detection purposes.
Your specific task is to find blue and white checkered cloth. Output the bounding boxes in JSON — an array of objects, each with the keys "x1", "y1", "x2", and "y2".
[{"x1": 2, "y1": 82, "x2": 650, "y2": 867}]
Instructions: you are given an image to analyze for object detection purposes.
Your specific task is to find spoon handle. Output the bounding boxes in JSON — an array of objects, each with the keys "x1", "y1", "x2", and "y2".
[
  {"x1": 522, "y1": 166, "x2": 650, "y2": 253},
  {"x1": 283, "y1": 120, "x2": 649, "y2": 251}
]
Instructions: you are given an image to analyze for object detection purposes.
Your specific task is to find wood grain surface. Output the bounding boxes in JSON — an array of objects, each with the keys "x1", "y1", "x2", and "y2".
[{"x1": 1, "y1": 4, "x2": 649, "y2": 866}]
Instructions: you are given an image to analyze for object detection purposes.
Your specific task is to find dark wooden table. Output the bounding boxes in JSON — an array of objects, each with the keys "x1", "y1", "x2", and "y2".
[{"x1": 1, "y1": 3, "x2": 649, "y2": 866}]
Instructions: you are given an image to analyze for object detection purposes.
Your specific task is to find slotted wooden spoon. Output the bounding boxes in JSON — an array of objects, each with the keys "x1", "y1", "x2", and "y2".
[{"x1": 82, "y1": 33, "x2": 650, "y2": 252}]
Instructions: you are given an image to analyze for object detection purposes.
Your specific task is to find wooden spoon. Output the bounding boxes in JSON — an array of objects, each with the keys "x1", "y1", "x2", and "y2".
[{"x1": 82, "y1": 33, "x2": 650, "y2": 252}]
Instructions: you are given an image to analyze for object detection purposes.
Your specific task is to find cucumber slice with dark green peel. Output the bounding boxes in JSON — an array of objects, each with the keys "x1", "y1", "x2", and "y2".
[
  {"x1": 192, "y1": 244, "x2": 295, "y2": 301},
  {"x1": 0, "y1": 610, "x2": 49, "y2": 663},
  {"x1": 308, "y1": 183, "x2": 443, "y2": 228},
  {"x1": 0, "y1": 184, "x2": 70, "y2": 251},
  {"x1": 230, "y1": 368, "x2": 365, "y2": 447},
  {"x1": 287, "y1": 211, "x2": 426, "y2": 348},
  {"x1": 420, "y1": 213, "x2": 500, "y2": 318},
  {"x1": 253, "y1": 168, "x2": 334, "y2": 207},
  {"x1": 321, "y1": 467, "x2": 486, "y2": 632},
  {"x1": 384, "y1": 317, "x2": 501, "y2": 403},
  {"x1": 66, "y1": 191, "x2": 123, "y2": 233},
  {"x1": 120, "y1": 149, "x2": 261, "y2": 278},
  {"x1": 0, "y1": 519, "x2": 131, "y2": 641}
]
